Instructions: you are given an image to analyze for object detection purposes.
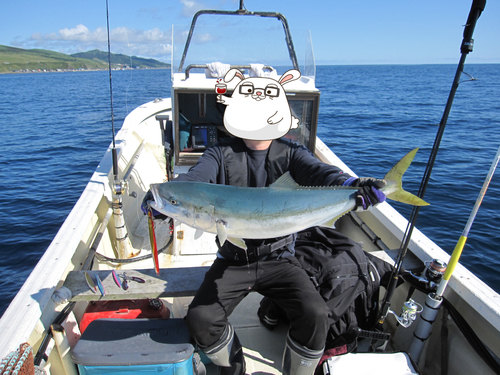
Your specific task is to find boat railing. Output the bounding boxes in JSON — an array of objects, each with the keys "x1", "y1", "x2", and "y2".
[
  {"x1": 183, "y1": 64, "x2": 274, "y2": 80},
  {"x1": 177, "y1": 5, "x2": 299, "y2": 73}
]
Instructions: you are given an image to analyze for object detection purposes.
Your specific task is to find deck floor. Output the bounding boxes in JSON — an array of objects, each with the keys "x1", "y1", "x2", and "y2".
[
  {"x1": 230, "y1": 293, "x2": 287, "y2": 375},
  {"x1": 170, "y1": 293, "x2": 287, "y2": 375}
]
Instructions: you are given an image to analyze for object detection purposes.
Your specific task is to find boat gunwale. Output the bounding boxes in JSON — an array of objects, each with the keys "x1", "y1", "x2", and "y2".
[
  {"x1": 0, "y1": 99, "x2": 172, "y2": 358},
  {"x1": 316, "y1": 138, "x2": 500, "y2": 334}
]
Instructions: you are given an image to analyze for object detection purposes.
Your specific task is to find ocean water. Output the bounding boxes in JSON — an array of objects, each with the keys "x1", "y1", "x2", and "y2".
[{"x1": 0, "y1": 65, "x2": 498, "y2": 318}]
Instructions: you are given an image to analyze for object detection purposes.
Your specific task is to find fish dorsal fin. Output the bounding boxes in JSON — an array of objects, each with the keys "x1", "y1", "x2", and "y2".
[{"x1": 270, "y1": 171, "x2": 301, "y2": 189}]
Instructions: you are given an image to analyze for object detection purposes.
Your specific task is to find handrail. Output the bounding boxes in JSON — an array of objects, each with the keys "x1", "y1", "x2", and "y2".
[
  {"x1": 184, "y1": 64, "x2": 274, "y2": 80},
  {"x1": 177, "y1": 7, "x2": 299, "y2": 73}
]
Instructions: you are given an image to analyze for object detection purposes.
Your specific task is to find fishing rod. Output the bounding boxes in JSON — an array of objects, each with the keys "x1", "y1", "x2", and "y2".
[
  {"x1": 34, "y1": 2, "x2": 149, "y2": 368},
  {"x1": 106, "y1": 0, "x2": 118, "y2": 182},
  {"x1": 104, "y1": 0, "x2": 160, "y2": 270},
  {"x1": 408, "y1": 143, "x2": 500, "y2": 363},
  {"x1": 435, "y1": 145, "x2": 499, "y2": 296},
  {"x1": 105, "y1": 0, "x2": 134, "y2": 260},
  {"x1": 376, "y1": 0, "x2": 486, "y2": 334}
]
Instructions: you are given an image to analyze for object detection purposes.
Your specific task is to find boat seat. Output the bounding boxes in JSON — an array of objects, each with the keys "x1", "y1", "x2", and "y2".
[{"x1": 63, "y1": 267, "x2": 210, "y2": 302}]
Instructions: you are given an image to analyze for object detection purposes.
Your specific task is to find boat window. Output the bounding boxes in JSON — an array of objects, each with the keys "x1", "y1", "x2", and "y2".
[
  {"x1": 287, "y1": 97, "x2": 316, "y2": 147},
  {"x1": 172, "y1": 24, "x2": 315, "y2": 81}
]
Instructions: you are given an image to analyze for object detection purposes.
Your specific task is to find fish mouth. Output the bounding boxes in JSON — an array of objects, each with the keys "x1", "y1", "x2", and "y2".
[{"x1": 149, "y1": 184, "x2": 163, "y2": 209}]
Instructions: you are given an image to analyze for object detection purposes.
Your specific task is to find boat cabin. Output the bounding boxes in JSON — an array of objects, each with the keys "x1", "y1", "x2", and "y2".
[
  {"x1": 170, "y1": 66, "x2": 320, "y2": 166},
  {"x1": 168, "y1": 9, "x2": 321, "y2": 168}
]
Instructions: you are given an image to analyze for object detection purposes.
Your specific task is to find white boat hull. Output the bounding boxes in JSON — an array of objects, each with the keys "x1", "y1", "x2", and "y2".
[{"x1": 1, "y1": 99, "x2": 499, "y2": 375}]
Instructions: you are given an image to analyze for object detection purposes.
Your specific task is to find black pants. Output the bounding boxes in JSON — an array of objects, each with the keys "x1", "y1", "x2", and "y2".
[{"x1": 186, "y1": 255, "x2": 329, "y2": 351}]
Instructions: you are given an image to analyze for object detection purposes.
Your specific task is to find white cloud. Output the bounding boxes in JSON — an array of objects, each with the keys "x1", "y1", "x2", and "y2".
[
  {"x1": 180, "y1": 0, "x2": 206, "y2": 18},
  {"x1": 59, "y1": 24, "x2": 101, "y2": 42},
  {"x1": 11, "y1": 24, "x2": 172, "y2": 62}
]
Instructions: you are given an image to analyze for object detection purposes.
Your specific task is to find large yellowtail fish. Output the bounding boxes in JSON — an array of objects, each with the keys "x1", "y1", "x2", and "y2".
[{"x1": 150, "y1": 148, "x2": 428, "y2": 249}]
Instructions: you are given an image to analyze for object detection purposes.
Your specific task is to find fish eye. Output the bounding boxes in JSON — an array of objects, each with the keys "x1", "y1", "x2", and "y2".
[{"x1": 169, "y1": 198, "x2": 178, "y2": 206}]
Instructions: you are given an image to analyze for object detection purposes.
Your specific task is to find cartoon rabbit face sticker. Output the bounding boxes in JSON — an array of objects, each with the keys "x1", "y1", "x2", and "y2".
[{"x1": 217, "y1": 69, "x2": 301, "y2": 140}]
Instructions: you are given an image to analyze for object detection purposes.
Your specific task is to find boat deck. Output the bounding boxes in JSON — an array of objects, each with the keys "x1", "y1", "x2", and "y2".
[
  {"x1": 63, "y1": 209, "x2": 408, "y2": 375},
  {"x1": 198, "y1": 293, "x2": 288, "y2": 375},
  {"x1": 169, "y1": 292, "x2": 380, "y2": 375}
]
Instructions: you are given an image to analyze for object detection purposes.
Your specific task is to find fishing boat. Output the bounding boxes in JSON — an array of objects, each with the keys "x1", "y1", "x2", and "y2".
[{"x1": 1, "y1": 2, "x2": 499, "y2": 375}]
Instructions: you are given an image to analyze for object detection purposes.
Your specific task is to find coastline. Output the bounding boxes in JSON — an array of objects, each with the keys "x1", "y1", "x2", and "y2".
[{"x1": 0, "y1": 66, "x2": 171, "y2": 75}]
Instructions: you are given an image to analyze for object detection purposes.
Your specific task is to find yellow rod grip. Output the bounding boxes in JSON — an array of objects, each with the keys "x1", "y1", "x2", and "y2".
[{"x1": 443, "y1": 235, "x2": 468, "y2": 281}]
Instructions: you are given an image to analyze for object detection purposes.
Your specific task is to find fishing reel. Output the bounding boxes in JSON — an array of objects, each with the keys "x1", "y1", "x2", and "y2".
[
  {"x1": 408, "y1": 259, "x2": 447, "y2": 291},
  {"x1": 388, "y1": 299, "x2": 423, "y2": 328},
  {"x1": 112, "y1": 179, "x2": 128, "y2": 196},
  {"x1": 111, "y1": 179, "x2": 129, "y2": 213},
  {"x1": 388, "y1": 259, "x2": 446, "y2": 328}
]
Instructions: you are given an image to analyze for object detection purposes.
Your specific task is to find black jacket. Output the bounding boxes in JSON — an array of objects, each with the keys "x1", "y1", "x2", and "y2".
[{"x1": 175, "y1": 137, "x2": 351, "y2": 187}]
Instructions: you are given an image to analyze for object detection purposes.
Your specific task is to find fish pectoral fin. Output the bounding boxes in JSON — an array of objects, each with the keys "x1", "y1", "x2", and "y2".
[
  {"x1": 216, "y1": 220, "x2": 228, "y2": 246},
  {"x1": 228, "y1": 237, "x2": 247, "y2": 250}
]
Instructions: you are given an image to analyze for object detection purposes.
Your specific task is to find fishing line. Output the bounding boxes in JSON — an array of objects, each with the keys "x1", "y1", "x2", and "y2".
[
  {"x1": 106, "y1": 0, "x2": 134, "y2": 259},
  {"x1": 125, "y1": 26, "x2": 133, "y2": 115}
]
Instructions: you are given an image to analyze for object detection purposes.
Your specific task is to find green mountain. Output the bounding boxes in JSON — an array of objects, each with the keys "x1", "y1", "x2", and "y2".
[
  {"x1": 71, "y1": 49, "x2": 170, "y2": 69},
  {"x1": 0, "y1": 45, "x2": 170, "y2": 73}
]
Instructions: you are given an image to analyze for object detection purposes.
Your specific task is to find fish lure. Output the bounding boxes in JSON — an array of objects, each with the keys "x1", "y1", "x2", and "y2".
[
  {"x1": 95, "y1": 274, "x2": 106, "y2": 296},
  {"x1": 112, "y1": 270, "x2": 122, "y2": 288},
  {"x1": 119, "y1": 273, "x2": 145, "y2": 290},
  {"x1": 84, "y1": 272, "x2": 96, "y2": 293},
  {"x1": 147, "y1": 204, "x2": 160, "y2": 274}
]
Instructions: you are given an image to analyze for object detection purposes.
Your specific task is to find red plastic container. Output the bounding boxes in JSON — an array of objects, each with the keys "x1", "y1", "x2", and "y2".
[{"x1": 79, "y1": 299, "x2": 170, "y2": 333}]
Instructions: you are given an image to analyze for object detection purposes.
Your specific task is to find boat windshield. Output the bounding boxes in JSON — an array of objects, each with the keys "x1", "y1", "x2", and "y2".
[{"x1": 171, "y1": 13, "x2": 315, "y2": 81}]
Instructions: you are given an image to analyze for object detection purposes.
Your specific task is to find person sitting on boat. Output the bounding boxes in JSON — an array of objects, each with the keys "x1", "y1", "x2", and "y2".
[{"x1": 162, "y1": 69, "x2": 386, "y2": 375}]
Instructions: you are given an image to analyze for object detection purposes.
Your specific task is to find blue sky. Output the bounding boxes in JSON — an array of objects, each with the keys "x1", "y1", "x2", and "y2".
[{"x1": 1, "y1": 0, "x2": 499, "y2": 65}]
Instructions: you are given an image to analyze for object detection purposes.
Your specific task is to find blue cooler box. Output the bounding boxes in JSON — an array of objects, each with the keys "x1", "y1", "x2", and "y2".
[{"x1": 71, "y1": 318, "x2": 195, "y2": 375}]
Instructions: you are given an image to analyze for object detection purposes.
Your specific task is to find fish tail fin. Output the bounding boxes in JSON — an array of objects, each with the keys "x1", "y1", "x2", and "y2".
[{"x1": 383, "y1": 148, "x2": 429, "y2": 206}]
